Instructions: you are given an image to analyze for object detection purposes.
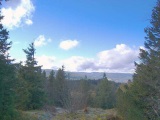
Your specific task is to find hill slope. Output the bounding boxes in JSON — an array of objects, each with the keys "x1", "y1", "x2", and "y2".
[{"x1": 44, "y1": 69, "x2": 133, "y2": 83}]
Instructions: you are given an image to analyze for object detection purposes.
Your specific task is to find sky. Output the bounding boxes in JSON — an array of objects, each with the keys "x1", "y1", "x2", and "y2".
[{"x1": 1, "y1": 0, "x2": 157, "y2": 73}]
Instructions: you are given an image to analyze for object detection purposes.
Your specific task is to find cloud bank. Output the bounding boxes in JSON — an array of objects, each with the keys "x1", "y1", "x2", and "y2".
[
  {"x1": 61, "y1": 44, "x2": 139, "y2": 73},
  {"x1": 1, "y1": 0, "x2": 35, "y2": 29},
  {"x1": 59, "y1": 40, "x2": 79, "y2": 50},
  {"x1": 36, "y1": 55, "x2": 56, "y2": 69}
]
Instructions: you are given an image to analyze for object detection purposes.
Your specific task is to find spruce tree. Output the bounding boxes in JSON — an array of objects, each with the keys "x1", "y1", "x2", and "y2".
[
  {"x1": 116, "y1": 83, "x2": 144, "y2": 120},
  {"x1": 14, "y1": 63, "x2": 30, "y2": 110},
  {"x1": 0, "y1": 1, "x2": 17, "y2": 119},
  {"x1": 42, "y1": 70, "x2": 47, "y2": 80},
  {"x1": 47, "y1": 70, "x2": 55, "y2": 105},
  {"x1": 95, "y1": 77, "x2": 116, "y2": 109},
  {"x1": 79, "y1": 79, "x2": 90, "y2": 108},
  {"x1": 22, "y1": 43, "x2": 45, "y2": 109},
  {"x1": 117, "y1": 1, "x2": 160, "y2": 119},
  {"x1": 133, "y1": 0, "x2": 160, "y2": 119},
  {"x1": 54, "y1": 66, "x2": 69, "y2": 107}
]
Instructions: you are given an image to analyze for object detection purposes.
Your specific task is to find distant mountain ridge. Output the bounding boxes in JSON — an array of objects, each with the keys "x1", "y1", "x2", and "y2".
[{"x1": 43, "y1": 69, "x2": 133, "y2": 83}]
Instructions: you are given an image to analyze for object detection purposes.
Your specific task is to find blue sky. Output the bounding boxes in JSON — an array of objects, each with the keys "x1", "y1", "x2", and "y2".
[{"x1": 1, "y1": 0, "x2": 156, "y2": 73}]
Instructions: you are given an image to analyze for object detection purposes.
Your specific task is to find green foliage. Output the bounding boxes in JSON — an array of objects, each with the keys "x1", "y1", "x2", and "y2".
[
  {"x1": 94, "y1": 78, "x2": 116, "y2": 109},
  {"x1": 0, "y1": 62, "x2": 17, "y2": 120},
  {"x1": 117, "y1": 1, "x2": 160, "y2": 119},
  {"x1": 47, "y1": 70, "x2": 55, "y2": 105},
  {"x1": 54, "y1": 66, "x2": 69, "y2": 107},
  {"x1": 42, "y1": 70, "x2": 47, "y2": 80},
  {"x1": 69, "y1": 79, "x2": 90, "y2": 111},
  {"x1": 79, "y1": 79, "x2": 90, "y2": 106},
  {"x1": 116, "y1": 84, "x2": 146, "y2": 120},
  {"x1": 20, "y1": 43, "x2": 45, "y2": 110},
  {"x1": 0, "y1": 4, "x2": 19, "y2": 119},
  {"x1": 14, "y1": 65, "x2": 30, "y2": 110},
  {"x1": 23, "y1": 43, "x2": 37, "y2": 67},
  {"x1": 132, "y1": 0, "x2": 160, "y2": 119},
  {"x1": 15, "y1": 111, "x2": 38, "y2": 120}
]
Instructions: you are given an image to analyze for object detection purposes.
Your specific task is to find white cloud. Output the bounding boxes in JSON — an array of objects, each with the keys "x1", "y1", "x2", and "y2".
[
  {"x1": 34, "y1": 35, "x2": 52, "y2": 47},
  {"x1": 13, "y1": 55, "x2": 57, "y2": 69},
  {"x1": 61, "y1": 56, "x2": 95, "y2": 72},
  {"x1": 25, "y1": 19, "x2": 33, "y2": 25},
  {"x1": 1, "y1": 0, "x2": 35, "y2": 29},
  {"x1": 59, "y1": 40, "x2": 79, "y2": 50},
  {"x1": 34, "y1": 35, "x2": 46, "y2": 47},
  {"x1": 61, "y1": 44, "x2": 139, "y2": 73},
  {"x1": 96, "y1": 44, "x2": 139, "y2": 73},
  {"x1": 36, "y1": 55, "x2": 56, "y2": 69}
]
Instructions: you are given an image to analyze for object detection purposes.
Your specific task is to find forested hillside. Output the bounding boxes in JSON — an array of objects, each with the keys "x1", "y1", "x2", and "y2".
[{"x1": 44, "y1": 69, "x2": 132, "y2": 83}]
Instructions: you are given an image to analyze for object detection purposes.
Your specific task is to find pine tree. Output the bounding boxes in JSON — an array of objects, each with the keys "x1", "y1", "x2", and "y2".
[
  {"x1": 14, "y1": 63, "x2": 30, "y2": 110},
  {"x1": 103, "y1": 72, "x2": 107, "y2": 79},
  {"x1": 0, "y1": 1, "x2": 17, "y2": 119},
  {"x1": 54, "y1": 66, "x2": 65, "y2": 106},
  {"x1": 116, "y1": 83, "x2": 144, "y2": 120},
  {"x1": 42, "y1": 70, "x2": 47, "y2": 92},
  {"x1": 23, "y1": 43, "x2": 37, "y2": 67},
  {"x1": 47, "y1": 70, "x2": 55, "y2": 105},
  {"x1": 117, "y1": 1, "x2": 160, "y2": 119},
  {"x1": 133, "y1": 0, "x2": 160, "y2": 119},
  {"x1": 22, "y1": 43, "x2": 45, "y2": 109},
  {"x1": 95, "y1": 77, "x2": 116, "y2": 109},
  {"x1": 79, "y1": 79, "x2": 90, "y2": 107},
  {"x1": 54, "y1": 66, "x2": 69, "y2": 107},
  {"x1": 42, "y1": 70, "x2": 47, "y2": 80}
]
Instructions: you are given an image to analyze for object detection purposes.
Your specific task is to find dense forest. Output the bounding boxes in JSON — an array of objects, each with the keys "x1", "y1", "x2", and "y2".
[{"x1": 0, "y1": 0, "x2": 160, "y2": 120}]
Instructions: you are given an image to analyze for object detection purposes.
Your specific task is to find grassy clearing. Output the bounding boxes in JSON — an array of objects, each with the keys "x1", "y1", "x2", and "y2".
[{"x1": 20, "y1": 108, "x2": 122, "y2": 120}]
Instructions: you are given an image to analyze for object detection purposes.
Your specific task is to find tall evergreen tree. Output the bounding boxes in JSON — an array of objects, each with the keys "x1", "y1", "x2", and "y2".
[
  {"x1": 42, "y1": 70, "x2": 47, "y2": 80},
  {"x1": 22, "y1": 43, "x2": 45, "y2": 109},
  {"x1": 117, "y1": 1, "x2": 160, "y2": 119},
  {"x1": 0, "y1": 1, "x2": 17, "y2": 119},
  {"x1": 54, "y1": 66, "x2": 69, "y2": 107},
  {"x1": 23, "y1": 43, "x2": 37, "y2": 67},
  {"x1": 133, "y1": 0, "x2": 160, "y2": 119},
  {"x1": 79, "y1": 79, "x2": 90, "y2": 107},
  {"x1": 42, "y1": 70, "x2": 47, "y2": 91},
  {"x1": 47, "y1": 70, "x2": 55, "y2": 105},
  {"x1": 14, "y1": 63, "x2": 30, "y2": 110},
  {"x1": 116, "y1": 83, "x2": 144, "y2": 120},
  {"x1": 95, "y1": 77, "x2": 116, "y2": 109}
]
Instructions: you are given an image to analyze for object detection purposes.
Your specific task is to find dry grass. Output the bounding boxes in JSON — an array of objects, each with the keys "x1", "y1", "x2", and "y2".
[{"x1": 21, "y1": 108, "x2": 122, "y2": 120}]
